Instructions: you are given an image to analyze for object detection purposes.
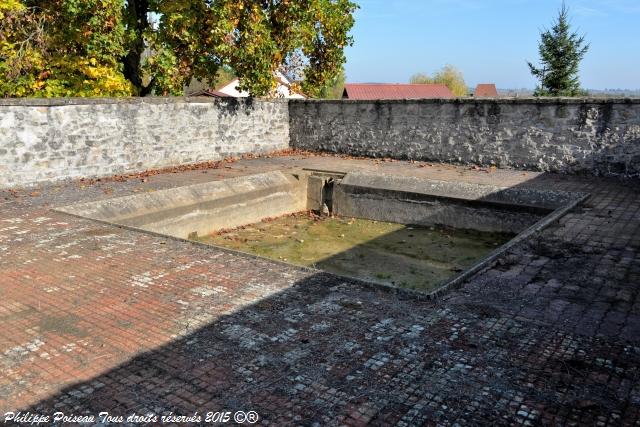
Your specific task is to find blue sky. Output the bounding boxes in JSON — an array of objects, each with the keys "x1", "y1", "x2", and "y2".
[{"x1": 343, "y1": 0, "x2": 640, "y2": 89}]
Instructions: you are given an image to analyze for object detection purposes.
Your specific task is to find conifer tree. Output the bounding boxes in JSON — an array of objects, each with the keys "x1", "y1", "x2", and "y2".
[{"x1": 528, "y1": 2, "x2": 589, "y2": 96}]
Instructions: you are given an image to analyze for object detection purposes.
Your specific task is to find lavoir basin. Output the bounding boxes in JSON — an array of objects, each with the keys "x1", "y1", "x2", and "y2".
[{"x1": 57, "y1": 170, "x2": 587, "y2": 296}]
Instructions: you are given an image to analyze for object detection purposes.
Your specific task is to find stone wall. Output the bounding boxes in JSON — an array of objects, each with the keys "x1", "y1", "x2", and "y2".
[
  {"x1": 289, "y1": 98, "x2": 640, "y2": 176},
  {"x1": 2, "y1": 97, "x2": 640, "y2": 189},
  {"x1": 0, "y1": 98, "x2": 289, "y2": 188}
]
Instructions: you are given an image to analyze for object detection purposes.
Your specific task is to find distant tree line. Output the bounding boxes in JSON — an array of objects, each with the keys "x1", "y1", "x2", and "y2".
[
  {"x1": 409, "y1": 3, "x2": 590, "y2": 98},
  {"x1": 409, "y1": 65, "x2": 468, "y2": 97}
]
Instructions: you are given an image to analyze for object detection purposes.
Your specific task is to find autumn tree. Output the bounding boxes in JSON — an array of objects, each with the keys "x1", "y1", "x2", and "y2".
[
  {"x1": 318, "y1": 67, "x2": 346, "y2": 99},
  {"x1": 430, "y1": 65, "x2": 467, "y2": 96},
  {"x1": 409, "y1": 73, "x2": 430, "y2": 84},
  {"x1": 1, "y1": 0, "x2": 358, "y2": 98},
  {"x1": 0, "y1": 1, "x2": 133, "y2": 97},
  {"x1": 528, "y1": 3, "x2": 589, "y2": 96},
  {"x1": 409, "y1": 65, "x2": 468, "y2": 96}
]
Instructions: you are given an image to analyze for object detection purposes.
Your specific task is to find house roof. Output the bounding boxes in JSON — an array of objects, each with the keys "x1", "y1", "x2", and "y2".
[
  {"x1": 187, "y1": 89, "x2": 231, "y2": 98},
  {"x1": 474, "y1": 84, "x2": 498, "y2": 97},
  {"x1": 214, "y1": 73, "x2": 306, "y2": 98},
  {"x1": 342, "y1": 83, "x2": 454, "y2": 100},
  {"x1": 215, "y1": 77, "x2": 240, "y2": 92}
]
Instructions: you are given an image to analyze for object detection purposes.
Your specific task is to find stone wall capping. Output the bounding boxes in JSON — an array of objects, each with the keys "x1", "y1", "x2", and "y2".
[
  {"x1": 289, "y1": 97, "x2": 640, "y2": 105},
  {"x1": 2, "y1": 96, "x2": 637, "y2": 108},
  {"x1": 0, "y1": 96, "x2": 290, "y2": 107}
]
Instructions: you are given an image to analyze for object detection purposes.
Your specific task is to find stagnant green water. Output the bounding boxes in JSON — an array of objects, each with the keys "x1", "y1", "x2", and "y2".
[{"x1": 196, "y1": 213, "x2": 514, "y2": 291}]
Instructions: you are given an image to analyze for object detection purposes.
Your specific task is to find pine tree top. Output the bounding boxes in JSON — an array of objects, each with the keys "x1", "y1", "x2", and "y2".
[{"x1": 528, "y1": 2, "x2": 589, "y2": 97}]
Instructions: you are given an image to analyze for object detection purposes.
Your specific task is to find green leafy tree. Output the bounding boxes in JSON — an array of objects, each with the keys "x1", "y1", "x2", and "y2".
[
  {"x1": 214, "y1": 65, "x2": 237, "y2": 88},
  {"x1": 183, "y1": 65, "x2": 236, "y2": 95},
  {"x1": 409, "y1": 65, "x2": 467, "y2": 96},
  {"x1": 318, "y1": 67, "x2": 345, "y2": 99},
  {"x1": 1, "y1": 0, "x2": 358, "y2": 98},
  {"x1": 528, "y1": 2, "x2": 589, "y2": 96}
]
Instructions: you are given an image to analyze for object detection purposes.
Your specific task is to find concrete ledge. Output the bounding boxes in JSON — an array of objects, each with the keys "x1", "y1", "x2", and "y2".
[
  {"x1": 55, "y1": 171, "x2": 308, "y2": 239},
  {"x1": 337, "y1": 172, "x2": 581, "y2": 209},
  {"x1": 430, "y1": 192, "x2": 590, "y2": 299},
  {"x1": 333, "y1": 172, "x2": 586, "y2": 234}
]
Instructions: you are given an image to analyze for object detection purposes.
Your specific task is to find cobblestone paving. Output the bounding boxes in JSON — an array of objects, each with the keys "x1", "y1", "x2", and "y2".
[{"x1": 1, "y1": 156, "x2": 639, "y2": 426}]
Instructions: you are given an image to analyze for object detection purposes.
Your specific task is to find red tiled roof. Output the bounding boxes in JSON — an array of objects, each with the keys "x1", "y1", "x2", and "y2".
[
  {"x1": 342, "y1": 83, "x2": 454, "y2": 100},
  {"x1": 474, "y1": 84, "x2": 498, "y2": 97}
]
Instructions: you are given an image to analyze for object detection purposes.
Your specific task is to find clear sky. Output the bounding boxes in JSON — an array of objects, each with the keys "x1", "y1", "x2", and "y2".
[{"x1": 343, "y1": 0, "x2": 640, "y2": 89}]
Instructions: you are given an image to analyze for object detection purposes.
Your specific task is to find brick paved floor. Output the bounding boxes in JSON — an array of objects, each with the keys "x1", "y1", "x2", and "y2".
[{"x1": 1, "y1": 155, "x2": 639, "y2": 426}]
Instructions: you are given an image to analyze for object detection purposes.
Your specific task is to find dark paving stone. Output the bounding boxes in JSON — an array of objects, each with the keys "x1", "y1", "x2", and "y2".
[{"x1": 1, "y1": 156, "x2": 639, "y2": 425}]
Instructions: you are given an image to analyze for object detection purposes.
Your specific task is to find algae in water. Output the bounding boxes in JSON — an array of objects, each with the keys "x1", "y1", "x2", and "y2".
[{"x1": 196, "y1": 212, "x2": 513, "y2": 291}]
